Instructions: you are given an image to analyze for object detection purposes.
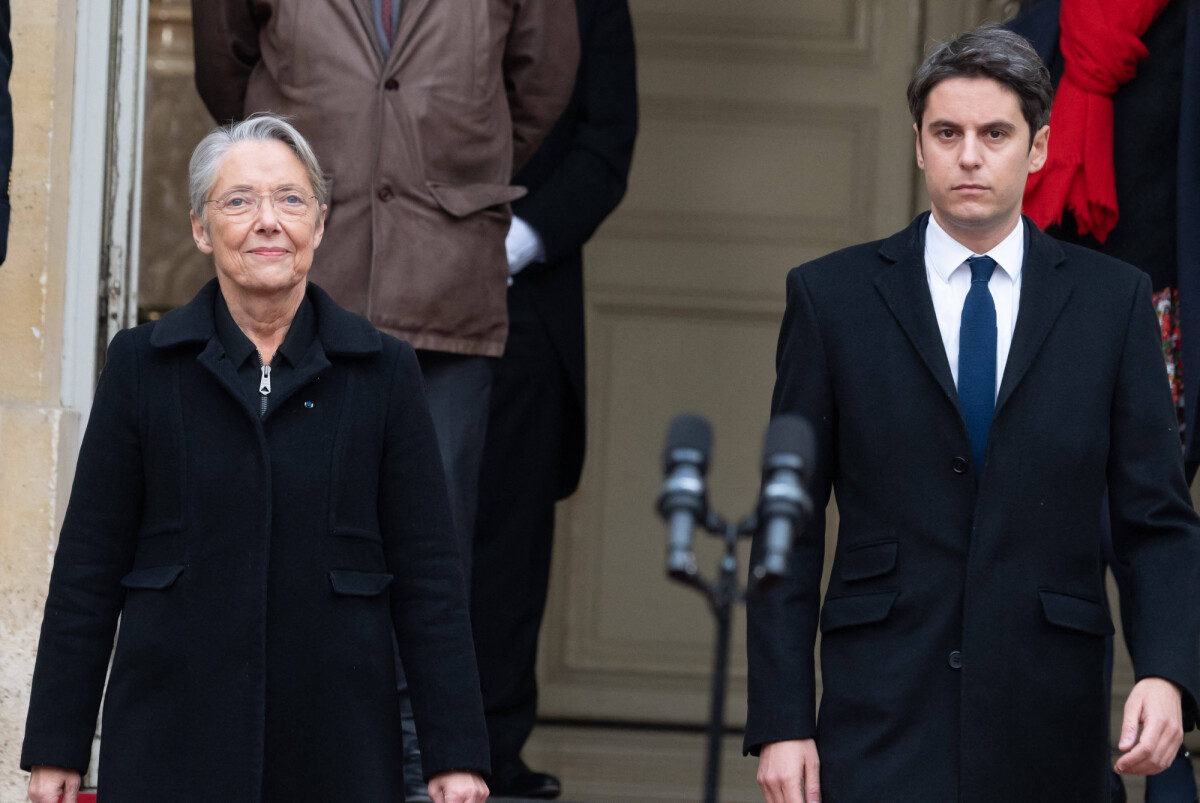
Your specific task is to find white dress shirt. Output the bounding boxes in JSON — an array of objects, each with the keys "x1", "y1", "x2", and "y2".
[{"x1": 924, "y1": 214, "x2": 1025, "y2": 400}]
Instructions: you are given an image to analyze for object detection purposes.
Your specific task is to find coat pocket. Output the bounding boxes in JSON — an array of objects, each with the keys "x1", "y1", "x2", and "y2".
[
  {"x1": 332, "y1": 525, "x2": 382, "y2": 543},
  {"x1": 425, "y1": 180, "x2": 527, "y2": 218},
  {"x1": 840, "y1": 540, "x2": 898, "y2": 581},
  {"x1": 820, "y1": 590, "x2": 899, "y2": 633},
  {"x1": 1038, "y1": 589, "x2": 1114, "y2": 635},
  {"x1": 329, "y1": 569, "x2": 394, "y2": 597},
  {"x1": 120, "y1": 565, "x2": 185, "y2": 590}
]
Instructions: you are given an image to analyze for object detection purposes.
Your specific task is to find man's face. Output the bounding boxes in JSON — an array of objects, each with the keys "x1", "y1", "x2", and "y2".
[{"x1": 915, "y1": 76, "x2": 1049, "y2": 247}]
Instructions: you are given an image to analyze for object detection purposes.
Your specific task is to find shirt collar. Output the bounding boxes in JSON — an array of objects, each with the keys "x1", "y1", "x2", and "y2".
[
  {"x1": 276, "y1": 292, "x2": 316, "y2": 368},
  {"x1": 925, "y1": 214, "x2": 1025, "y2": 284},
  {"x1": 213, "y1": 290, "x2": 316, "y2": 369},
  {"x1": 214, "y1": 291, "x2": 257, "y2": 368}
]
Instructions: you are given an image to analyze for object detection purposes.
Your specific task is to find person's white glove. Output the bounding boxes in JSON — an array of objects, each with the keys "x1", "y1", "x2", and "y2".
[{"x1": 505, "y1": 215, "x2": 545, "y2": 285}]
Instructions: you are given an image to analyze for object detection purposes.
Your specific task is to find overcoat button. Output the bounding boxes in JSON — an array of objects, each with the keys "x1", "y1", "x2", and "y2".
[
  {"x1": 378, "y1": 185, "x2": 393, "y2": 202},
  {"x1": 948, "y1": 650, "x2": 963, "y2": 669},
  {"x1": 384, "y1": 78, "x2": 399, "y2": 90},
  {"x1": 951, "y1": 457, "x2": 968, "y2": 474}
]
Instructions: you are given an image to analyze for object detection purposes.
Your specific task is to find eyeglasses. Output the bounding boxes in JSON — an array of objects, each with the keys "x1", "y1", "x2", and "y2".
[{"x1": 205, "y1": 188, "x2": 317, "y2": 219}]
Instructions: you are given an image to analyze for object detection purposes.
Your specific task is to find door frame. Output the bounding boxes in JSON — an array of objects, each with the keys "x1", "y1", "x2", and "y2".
[{"x1": 61, "y1": 0, "x2": 148, "y2": 440}]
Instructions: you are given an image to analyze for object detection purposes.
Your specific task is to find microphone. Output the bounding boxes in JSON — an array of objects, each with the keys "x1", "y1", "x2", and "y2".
[
  {"x1": 658, "y1": 414, "x2": 713, "y2": 581},
  {"x1": 751, "y1": 414, "x2": 816, "y2": 589}
]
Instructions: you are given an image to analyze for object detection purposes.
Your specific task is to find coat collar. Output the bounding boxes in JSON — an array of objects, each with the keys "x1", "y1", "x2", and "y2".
[
  {"x1": 874, "y1": 212, "x2": 961, "y2": 414},
  {"x1": 994, "y1": 217, "x2": 1071, "y2": 418},
  {"x1": 874, "y1": 213, "x2": 1071, "y2": 420},
  {"x1": 150, "y1": 279, "x2": 382, "y2": 358}
]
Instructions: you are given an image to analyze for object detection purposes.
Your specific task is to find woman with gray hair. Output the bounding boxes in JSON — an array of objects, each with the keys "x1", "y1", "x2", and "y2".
[{"x1": 20, "y1": 113, "x2": 490, "y2": 803}]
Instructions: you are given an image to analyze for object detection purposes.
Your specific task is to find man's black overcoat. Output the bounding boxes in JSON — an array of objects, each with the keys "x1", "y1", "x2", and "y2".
[
  {"x1": 506, "y1": 0, "x2": 638, "y2": 498},
  {"x1": 21, "y1": 281, "x2": 489, "y2": 801},
  {"x1": 744, "y1": 215, "x2": 1200, "y2": 801}
]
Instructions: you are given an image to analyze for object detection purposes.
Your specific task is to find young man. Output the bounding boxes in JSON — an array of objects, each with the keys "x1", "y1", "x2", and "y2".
[{"x1": 746, "y1": 25, "x2": 1200, "y2": 803}]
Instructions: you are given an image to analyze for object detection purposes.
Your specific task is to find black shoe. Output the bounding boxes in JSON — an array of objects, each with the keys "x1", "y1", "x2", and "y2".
[{"x1": 490, "y1": 759, "x2": 561, "y2": 799}]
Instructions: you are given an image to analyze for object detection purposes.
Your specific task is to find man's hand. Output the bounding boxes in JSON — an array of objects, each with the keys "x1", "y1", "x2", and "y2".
[
  {"x1": 427, "y1": 770, "x2": 488, "y2": 803},
  {"x1": 27, "y1": 766, "x2": 81, "y2": 803},
  {"x1": 1114, "y1": 677, "x2": 1184, "y2": 775},
  {"x1": 757, "y1": 739, "x2": 820, "y2": 803}
]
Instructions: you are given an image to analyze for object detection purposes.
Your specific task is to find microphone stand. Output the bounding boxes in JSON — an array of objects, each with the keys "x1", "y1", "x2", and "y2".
[
  {"x1": 669, "y1": 510, "x2": 759, "y2": 803},
  {"x1": 660, "y1": 413, "x2": 812, "y2": 803}
]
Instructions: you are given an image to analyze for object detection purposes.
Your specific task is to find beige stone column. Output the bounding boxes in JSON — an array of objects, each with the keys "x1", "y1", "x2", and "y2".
[{"x1": 0, "y1": 0, "x2": 79, "y2": 798}]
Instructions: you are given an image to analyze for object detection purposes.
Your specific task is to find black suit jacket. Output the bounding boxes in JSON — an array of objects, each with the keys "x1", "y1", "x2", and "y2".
[
  {"x1": 22, "y1": 281, "x2": 489, "y2": 800},
  {"x1": 510, "y1": 0, "x2": 637, "y2": 498},
  {"x1": 745, "y1": 215, "x2": 1200, "y2": 801}
]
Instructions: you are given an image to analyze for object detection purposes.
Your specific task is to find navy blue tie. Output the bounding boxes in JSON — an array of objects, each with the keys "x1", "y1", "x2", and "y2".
[{"x1": 958, "y1": 255, "x2": 997, "y2": 476}]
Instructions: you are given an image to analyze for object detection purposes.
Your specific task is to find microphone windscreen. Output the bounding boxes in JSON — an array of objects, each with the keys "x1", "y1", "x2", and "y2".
[
  {"x1": 762, "y1": 414, "x2": 816, "y2": 480},
  {"x1": 663, "y1": 414, "x2": 713, "y2": 471}
]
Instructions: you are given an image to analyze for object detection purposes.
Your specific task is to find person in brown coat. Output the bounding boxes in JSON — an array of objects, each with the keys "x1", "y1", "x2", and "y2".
[{"x1": 191, "y1": 3, "x2": 579, "y2": 799}]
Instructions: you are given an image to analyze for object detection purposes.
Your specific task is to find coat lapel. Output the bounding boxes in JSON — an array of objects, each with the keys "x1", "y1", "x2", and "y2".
[
  {"x1": 388, "y1": 0, "x2": 433, "y2": 72},
  {"x1": 262, "y1": 339, "x2": 333, "y2": 422},
  {"x1": 351, "y1": 0, "x2": 382, "y2": 63},
  {"x1": 994, "y1": 219, "x2": 1072, "y2": 417},
  {"x1": 874, "y1": 214, "x2": 963, "y2": 415},
  {"x1": 151, "y1": 280, "x2": 262, "y2": 423},
  {"x1": 196, "y1": 336, "x2": 265, "y2": 423}
]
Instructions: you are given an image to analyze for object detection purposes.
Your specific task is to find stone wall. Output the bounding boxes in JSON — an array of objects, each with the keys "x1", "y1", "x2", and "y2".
[{"x1": 0, "y1": 0, "x2": 78, "y2": 799}]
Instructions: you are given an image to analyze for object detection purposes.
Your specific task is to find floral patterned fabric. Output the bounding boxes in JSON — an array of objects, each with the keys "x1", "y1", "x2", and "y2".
[{"x1": 1153, "y1": 286, "x2": 1186, "y2": 445}]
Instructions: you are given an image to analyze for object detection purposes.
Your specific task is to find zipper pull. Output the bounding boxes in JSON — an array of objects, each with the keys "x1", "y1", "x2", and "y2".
[{"x1": 259, "y1": 364, "x2": 272, "y2": 396}]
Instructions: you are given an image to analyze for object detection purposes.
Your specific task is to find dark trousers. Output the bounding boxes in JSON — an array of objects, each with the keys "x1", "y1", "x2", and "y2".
[
  {"x1": 471, "y1": 280, "x2": 572, "y2": 768},
  {"x1": 396, "y1": 349, "x2": 493, "y2": 781},
  {"x1": 416, "y1": 349, "x2": 494, "y2": 578}
]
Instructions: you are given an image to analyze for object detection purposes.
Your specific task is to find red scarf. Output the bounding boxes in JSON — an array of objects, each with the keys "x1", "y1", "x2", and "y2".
[{"x1": 1023, "y1": 0, "x2": 1171, "y2": 242}]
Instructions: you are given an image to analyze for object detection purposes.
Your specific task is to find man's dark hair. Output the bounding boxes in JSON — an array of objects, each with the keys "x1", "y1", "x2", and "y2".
[{"x1": 907, "y1": 23, "x2": 1053, "y2": 141}]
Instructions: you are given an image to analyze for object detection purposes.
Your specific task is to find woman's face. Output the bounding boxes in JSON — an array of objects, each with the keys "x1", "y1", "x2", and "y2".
[{"x1": 190, "y1": 139, "x2": 326, "y2": 300}]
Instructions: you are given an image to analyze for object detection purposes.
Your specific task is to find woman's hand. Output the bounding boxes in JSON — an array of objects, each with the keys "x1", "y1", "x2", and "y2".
[
  {"x1": 28, "y1": 766, "x2": 81, "y2": 803},
  {"x1": 427, "y1": 769, "x2": 489, "y2": 803}
]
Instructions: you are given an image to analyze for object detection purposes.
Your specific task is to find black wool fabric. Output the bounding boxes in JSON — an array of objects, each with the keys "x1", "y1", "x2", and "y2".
[
  {"x1": 21, "y1": 280, "x2": 489, "y2": 801},
  {"x1": 746, "y1": 214, "x2": 1200, "y2": 802}
]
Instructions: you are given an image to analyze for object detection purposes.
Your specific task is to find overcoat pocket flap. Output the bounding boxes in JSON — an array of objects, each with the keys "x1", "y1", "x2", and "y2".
[
  {"x1": 425, "y1": 181, "x2": 527, "y2": 218},
  {"x1": 820, "y1": 590, "x2": 899, "y2": 633},
  {"x1": 329, "y1": 569, "x2": 394, "y2": 597},
  {"x1": 331, "y1": 525, "x2": 382, "y2": 543},
  {"x1": 1038, "y1": 590, "x2": 1115, "y2": 635},
  {"x1": 120, "y1": 565, "x2": 185, "y2": 590},
  {"x1": 841, "y1": 540, "x2": 898, "y2": 581}
]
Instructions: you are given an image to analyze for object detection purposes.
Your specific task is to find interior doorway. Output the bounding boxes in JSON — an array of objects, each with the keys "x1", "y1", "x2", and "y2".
[{"x1": 136, "y1": 0, "x2": 215, "y2": 321}]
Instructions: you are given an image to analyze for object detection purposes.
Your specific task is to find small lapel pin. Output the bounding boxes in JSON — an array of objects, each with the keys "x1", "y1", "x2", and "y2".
[{"x1": 304, "y1": 401, "x2": 314, "y2": 409}]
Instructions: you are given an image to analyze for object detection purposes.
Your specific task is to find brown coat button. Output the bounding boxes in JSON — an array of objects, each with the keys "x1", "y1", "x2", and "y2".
[
  {"x1": 378, "y1": 185, "x2": 393, "y2": 202},
  {"x1": 384, "y1": 78, "x2": 399, "y2": 90}
]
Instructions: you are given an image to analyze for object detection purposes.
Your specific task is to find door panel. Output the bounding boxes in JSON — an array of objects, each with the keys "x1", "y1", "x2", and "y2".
[{"x1": 538, "y1": 0, "x2": 927, "y2": 726}]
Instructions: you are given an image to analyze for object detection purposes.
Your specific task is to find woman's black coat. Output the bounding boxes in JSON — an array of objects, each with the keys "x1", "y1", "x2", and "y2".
[{"x1": 21, "y1": 280, "x2": 489, "y2": 801}]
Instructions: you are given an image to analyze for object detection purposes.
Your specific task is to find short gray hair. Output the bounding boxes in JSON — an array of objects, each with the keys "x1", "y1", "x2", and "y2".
[
  {"x1": 908, "y1": 23, "x2": 1053, "y2": 142},
  {"x1": 188, "y1": 113, "x2": 328, "y2": 222}
]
